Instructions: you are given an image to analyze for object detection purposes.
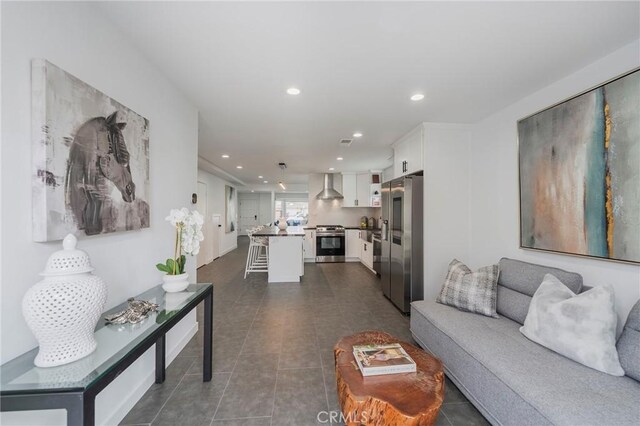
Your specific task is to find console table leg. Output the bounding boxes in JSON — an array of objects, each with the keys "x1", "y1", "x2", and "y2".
[
  {"x1": 156, "y1": 334, "x2": 166, "y2": 384},
  {"x1": 66, "y1": 397, "x2": 83, "y2": 426},
  {"x1": 82, "y1": 395, "x2": 95, "y2": 426},
  {"x1": 203, "y1": 291, "x2": 213, "y2": 382},
  {"x1": 66, "y1": 393, "x2": 93, "y2": 426}
]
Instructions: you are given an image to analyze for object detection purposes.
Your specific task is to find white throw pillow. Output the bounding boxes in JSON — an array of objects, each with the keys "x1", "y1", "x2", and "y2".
[{"x1": 520, "y1": 274, "x2": 624, "y2": 376}]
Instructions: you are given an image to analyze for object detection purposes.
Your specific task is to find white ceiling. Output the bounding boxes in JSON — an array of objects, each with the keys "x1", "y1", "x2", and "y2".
[{"x1": 101, "y1": 1, "x2": 639, "y2": 187}]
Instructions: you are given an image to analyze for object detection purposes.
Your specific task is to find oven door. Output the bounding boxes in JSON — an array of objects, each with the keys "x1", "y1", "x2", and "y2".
[{"x1": 315, "y1": 235, "x2": 345, "y2": 262}]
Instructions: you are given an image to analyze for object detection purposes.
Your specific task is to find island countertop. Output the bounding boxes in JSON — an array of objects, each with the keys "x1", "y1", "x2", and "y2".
[{"x1": 253, "y1": 226, "x2": 305, "y2": 237}]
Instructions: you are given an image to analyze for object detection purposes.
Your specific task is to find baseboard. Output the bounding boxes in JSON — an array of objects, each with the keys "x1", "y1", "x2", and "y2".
[
  {"x1": 220, "y1": 245, "x2": 237, "y2": 256},
  {"x1": 167, "y1": 321, "x2": 199, "y2": 363},
  {"x1": 103, "y1": 322, "x2": 199, "y2": 426}
]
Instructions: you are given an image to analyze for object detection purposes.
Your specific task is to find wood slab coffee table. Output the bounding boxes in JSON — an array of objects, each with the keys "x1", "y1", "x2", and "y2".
[{"x1": 334, "y1": 331, "x2": 444, "y2": 426}]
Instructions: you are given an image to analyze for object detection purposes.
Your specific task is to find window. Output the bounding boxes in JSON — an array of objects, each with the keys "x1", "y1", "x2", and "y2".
[{"x1": 275, "y1": 200, "x2": 309, "y2": 226}]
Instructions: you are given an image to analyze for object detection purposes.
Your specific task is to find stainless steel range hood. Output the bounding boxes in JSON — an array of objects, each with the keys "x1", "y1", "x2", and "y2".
[{"x1": 315, "y1": 173, "x2": 344, "y2": 200}]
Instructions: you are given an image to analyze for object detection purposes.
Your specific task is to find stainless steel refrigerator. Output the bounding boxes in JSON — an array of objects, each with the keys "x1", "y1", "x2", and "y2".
[{"x1": 380, "y1": 176, "x2": 423, "y2": 313}]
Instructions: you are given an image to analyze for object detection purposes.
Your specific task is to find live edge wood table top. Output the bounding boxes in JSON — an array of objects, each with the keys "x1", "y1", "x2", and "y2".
[{"x1": 334, "y1": 331, "x2": 444, "y2": 426}]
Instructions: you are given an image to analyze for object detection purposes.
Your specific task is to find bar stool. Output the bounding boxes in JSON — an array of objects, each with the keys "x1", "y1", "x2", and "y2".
[{"x1": 244, "y1": 226, "x2": 269, "y2": 279}]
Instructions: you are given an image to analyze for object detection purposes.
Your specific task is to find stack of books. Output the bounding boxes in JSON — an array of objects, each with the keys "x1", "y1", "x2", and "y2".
[{"x1": 353, "y1": 343, "x2": 417, "y2": 377}]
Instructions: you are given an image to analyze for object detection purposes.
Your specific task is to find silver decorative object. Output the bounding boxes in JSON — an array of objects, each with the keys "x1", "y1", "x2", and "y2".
[{"x1": 104, "y1": 298, "x2": 158, "y2": 325}]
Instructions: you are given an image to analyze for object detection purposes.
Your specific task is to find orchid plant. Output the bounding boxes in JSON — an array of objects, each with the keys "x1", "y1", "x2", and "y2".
[{"x1": 156, "y1": 208, "x2": 204, "y2": 275}]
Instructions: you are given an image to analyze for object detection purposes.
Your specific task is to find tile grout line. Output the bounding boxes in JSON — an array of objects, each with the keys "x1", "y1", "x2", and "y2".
[
  {"x1": 268, "y1": 356, "x2": 281, "y2": 426},
  {"x1": 315, "y1": 267, "x2": 333, "y2": 418},
  {"x1": 440, "y1": 408, "x2": 454, "y2": 426},
  {"x1": 210, "y1": 282, "x2": 269, "y2": 425},
  {"x1": 147, "y1": 356, "x2": 196, "y2": 426}
]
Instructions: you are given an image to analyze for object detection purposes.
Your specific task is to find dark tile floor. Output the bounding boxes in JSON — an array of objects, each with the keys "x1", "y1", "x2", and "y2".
[{"x1": 121, "y1": 237, "x2": 488, "y2": 426}]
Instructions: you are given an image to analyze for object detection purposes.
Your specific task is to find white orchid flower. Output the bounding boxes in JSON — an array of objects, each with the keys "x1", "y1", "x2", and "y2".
[{"x1": 159, "y1": 208, "x2": 206, "y2": 274}]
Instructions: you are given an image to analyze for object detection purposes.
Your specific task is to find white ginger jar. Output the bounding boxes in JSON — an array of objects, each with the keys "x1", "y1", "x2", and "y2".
[{"x1": 22, "y1": 234, "x2": 108, "y2": 367}]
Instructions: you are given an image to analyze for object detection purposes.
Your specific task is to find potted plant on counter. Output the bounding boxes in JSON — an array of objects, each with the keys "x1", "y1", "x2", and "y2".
[{"x1": 157, "y1": 208, "x2": 204, "y2": 292}]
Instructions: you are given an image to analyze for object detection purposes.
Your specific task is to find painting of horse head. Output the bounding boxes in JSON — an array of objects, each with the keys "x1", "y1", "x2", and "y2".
[
  {"x1": 32, "y1": 60, "x2": 150, "y2": 241},
  {"x1": 66, "y1": 111, "x2": 141, "y2": 235}
]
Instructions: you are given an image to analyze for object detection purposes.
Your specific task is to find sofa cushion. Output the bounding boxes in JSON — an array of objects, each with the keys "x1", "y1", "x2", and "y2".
[
  {"x1": 436, "y1": 259, "x2": 499, "y2": 318},
  {"x1": 497, "y1": 258, "x2": 583, "y2": 324},
  {"x1": 411, "y1": 300, "x2": 640, "y2": 425},
  {"x1": 618, "y1": 300, "x2": 640, "y2": 381},
  {"x1": 520, "y1": 274, "x2": 624, "y2": 376}
]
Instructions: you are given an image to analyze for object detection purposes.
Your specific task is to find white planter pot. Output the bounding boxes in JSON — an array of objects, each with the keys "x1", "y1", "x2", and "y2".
[{"x1": 162, "y1": 273, "x2": 189, "y2": 293}]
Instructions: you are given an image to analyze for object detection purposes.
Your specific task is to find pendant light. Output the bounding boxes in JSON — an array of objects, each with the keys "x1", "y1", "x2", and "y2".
[{"x1": 278, "y1": 162, "x2": 287, "y2": 190}]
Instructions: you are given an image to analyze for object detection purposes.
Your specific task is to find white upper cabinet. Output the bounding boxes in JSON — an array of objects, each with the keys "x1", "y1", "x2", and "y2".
[
  {"x1": 342, "y1": 172, "x2": 371, "y2": 207},
  {"x1": 393, "y1": 124, "x2": 424, "y2": 178},
  {"x1": 356, "y1": 173, "x2": 371, "y2": 207},
  {"x1": 341, "y1": 172, "x2": 381, "y2": 208},
  {"x1": 342, "y1": 173, "x2": 358, "y2": 207}
]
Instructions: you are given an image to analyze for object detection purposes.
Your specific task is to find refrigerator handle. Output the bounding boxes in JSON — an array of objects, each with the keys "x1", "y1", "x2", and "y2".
[{"x1": 381, "y1": 220, "x2": 388, "y2": 241}]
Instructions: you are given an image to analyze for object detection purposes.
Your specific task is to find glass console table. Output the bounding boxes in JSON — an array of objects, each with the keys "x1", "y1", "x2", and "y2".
[{"x1": 0, "y1": 283, "x2": 213, "y2": 426}]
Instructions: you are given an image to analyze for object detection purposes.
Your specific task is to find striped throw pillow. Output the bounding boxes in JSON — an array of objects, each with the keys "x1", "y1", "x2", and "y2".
[{"x1": 436, "y1": 259, "x2": 500, "y2": 318}]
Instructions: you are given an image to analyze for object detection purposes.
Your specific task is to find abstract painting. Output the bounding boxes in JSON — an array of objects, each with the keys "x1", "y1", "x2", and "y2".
[
  {"x1": 519, "y1": 69, "x2": 639, "y2": 264},
  {"x1": 32, "y1": 60, "x2": 150, "y2": 242},
  {"x1": 225, "y1": 185, "x2": 236, "y2": 233}
]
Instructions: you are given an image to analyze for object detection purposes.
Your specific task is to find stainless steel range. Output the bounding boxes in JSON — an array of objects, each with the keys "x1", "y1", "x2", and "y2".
[{"x1": 315, "y1": 225, "x2": 345, "y2": 263}]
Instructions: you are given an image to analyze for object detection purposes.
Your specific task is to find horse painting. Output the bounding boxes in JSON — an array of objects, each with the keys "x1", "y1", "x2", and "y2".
[
  {"x1": 65, "y1": 112, "x2": 145, "y2": 235},
  {"x1": 32, "y1": 60, "x2": 150, "y2": 242}
]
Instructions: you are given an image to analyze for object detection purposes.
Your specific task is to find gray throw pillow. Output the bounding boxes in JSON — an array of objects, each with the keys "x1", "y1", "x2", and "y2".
[
  {"x1": 436, "y1": 259, "x2": 499, "y2": 318},
  {"x1": 616, "y1": 300, "x2": 640, "y2": 381},
  {"x1": 520, "y1": 274, "x2": 624, "y2": 376}
]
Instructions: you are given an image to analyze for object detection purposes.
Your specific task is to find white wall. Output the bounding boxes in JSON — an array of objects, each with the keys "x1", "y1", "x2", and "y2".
[
  {"x1": 468, "y1": 40, "x2": 640, "y2": 328},
  {"x1": 197, "y1": 169, "x2": 238, "y2": 255},
  {"x1": 422, "y1": 124, "x2": 472, "y2": 300},
  {"x1": 1, "y1": 2, "x2": 199, "y2": 424},
  {"x1": 308, "y1": 174, "x2": 381, "y2": 227}
]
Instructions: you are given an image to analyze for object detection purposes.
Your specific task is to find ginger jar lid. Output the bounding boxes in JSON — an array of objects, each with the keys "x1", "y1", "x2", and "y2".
[{"x1": 41, "y1": 234, "x2": 94, "y2": 276}]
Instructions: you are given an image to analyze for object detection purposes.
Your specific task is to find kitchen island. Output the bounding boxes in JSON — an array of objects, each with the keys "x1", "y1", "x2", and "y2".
[{"x1": 253, "y1": 226, "x2": 305, "y2": 283}]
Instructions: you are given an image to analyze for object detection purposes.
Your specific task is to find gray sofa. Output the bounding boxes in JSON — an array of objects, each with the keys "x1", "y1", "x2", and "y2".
[{"x1": 410, "y1": 258, "x2": 640, "y2": 426}]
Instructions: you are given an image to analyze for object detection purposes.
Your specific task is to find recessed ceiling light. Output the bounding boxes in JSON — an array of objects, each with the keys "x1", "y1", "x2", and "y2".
[
  {"x1": 236, "y1": 165, "x2": 243, "y2": 169},
  {"x1": 251, "y1": 190, "x2": 255, "y2": 193},
  {"x1": 286, "y1": 87, "x2": 301, "y2": 95},
  {"x1": 336, "y1": 157, "x2": 343, "y2": 161},
  {"x1": 263, "y1": 180, "x2": 268, "y2": 183},
  {"x1": 258, "y1": 175, "x2": 263, "y2": 179},
  {"x1": 353, "y1": 132, "x2": 363, "y2": 138},
  {"x1": 329, "y1": 167, "x2": 335, "y2": 171},
  {"x1": 410, "y1": 93, "x2": 425, "y2": 101},
  {"x1": 221, "y1": 154, "x2": 230, "y2": 158}
]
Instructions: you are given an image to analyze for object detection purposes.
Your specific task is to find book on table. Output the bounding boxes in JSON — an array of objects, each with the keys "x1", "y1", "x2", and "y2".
[{"x1": 352, "y1": 343, "x2": 416, "y2": 377}]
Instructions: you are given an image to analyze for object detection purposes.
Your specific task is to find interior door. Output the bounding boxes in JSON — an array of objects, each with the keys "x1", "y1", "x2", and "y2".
[
  {"x1": 196, "y1": 181, "x2": 210, "y2": 268},
  {"x1": 211, "y1": 214, "x2": 221, "y2": 260},
  {"x1": 238, "y1": 197, "x2": 259, "y2": 235}
]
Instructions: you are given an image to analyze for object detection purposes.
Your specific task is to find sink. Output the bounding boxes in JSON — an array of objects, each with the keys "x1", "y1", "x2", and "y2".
[{"x1": 359, "y1": 229, "x2": 381, "y2": 243}]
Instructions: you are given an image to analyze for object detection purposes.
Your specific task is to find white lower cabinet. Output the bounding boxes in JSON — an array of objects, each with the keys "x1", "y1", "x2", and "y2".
[
  {"x1": 303, "y1": 230, "x2": 315, "y2": 261},
  {"x1": 345, "y1": 230, "x2": 361, "y2": 261},
  {"x1": 361, "y1": 240, "x2": 374, "y2": 270}
]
